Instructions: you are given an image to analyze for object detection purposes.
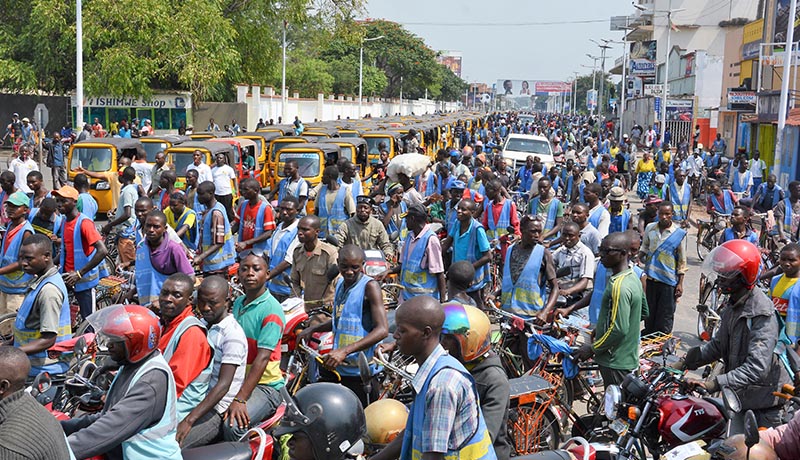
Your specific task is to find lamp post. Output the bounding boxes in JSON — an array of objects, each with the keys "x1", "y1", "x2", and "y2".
[
  {"x1": 281, "y1": 20, "x2": 287, "y2": 122},
  {"x1": 634, "y1": 1, "x2": 685, "y2": 136},
  {"x1": 359, "y1": 35, "x2": 384, "y2": 119},
  {"x1": 591, "y1": 39, "x2": 613, "y2": 118},
  {"x1": 586, "y1": 55, "x2": 601, "y2": 115},
  {"x1": 76, "y1": 0, "x2": 84, "y2": 128}
]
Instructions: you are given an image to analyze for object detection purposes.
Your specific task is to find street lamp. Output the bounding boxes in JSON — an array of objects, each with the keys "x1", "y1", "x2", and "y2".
[
  {"x1": 76, "y1": 0, "x2": 83, "y2": 128},
  {"x1": 281, "y1": 20, "x2": 287, "y2": 122},
  {"x1": 359, "y1": 35, "x2": 384, "y2": 118},
  {"x1": 586, "y1": 54, "x2": 601, "y2": 115},
  {"x1": 591, "y1": 39, "x2": 613, "y2": 118},
  {"x1": 634, "y1": 1, "x2": 685, "y2": 135}
]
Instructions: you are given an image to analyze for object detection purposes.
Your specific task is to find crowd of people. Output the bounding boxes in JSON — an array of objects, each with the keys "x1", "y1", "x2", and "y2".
[{"x1": 1, "y1": 110, "x2": 800, "y2": 460}]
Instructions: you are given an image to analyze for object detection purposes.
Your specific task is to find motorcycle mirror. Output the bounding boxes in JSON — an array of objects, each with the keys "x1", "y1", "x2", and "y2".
[
  {"x1": 722, "y1": 386, "x2": 742, "y2": 413},
  {"x1": 744, "y1": 410, "x2": 760, "y2": 449},
  {"x1": 33, "y1": 372, "x2": 51, "y2": 394},
  {"x1": 74, "y1": 336, "x2": 87, "y2": 357},
  {"x1": 358, "y1": 352, "x2": 371, "y2": 385}
]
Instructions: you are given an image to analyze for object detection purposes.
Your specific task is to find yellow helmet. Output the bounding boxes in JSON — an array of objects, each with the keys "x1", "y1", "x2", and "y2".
[
  {"x1": 365, "y1": 399, "x2": 408, "y2": 444},
  {"x1": 441, "y1": 301, "x2": 492, "y2": 362}
]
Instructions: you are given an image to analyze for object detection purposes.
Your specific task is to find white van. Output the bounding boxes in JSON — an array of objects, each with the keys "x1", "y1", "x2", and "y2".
[{"x1": 501, "y1": 133, "x2": 554, "y2": 171}]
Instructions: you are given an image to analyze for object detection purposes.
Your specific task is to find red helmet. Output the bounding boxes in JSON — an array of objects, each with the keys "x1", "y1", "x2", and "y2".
[
  {"x1": 87, "y1": 305, "x2": 162, "y2": 363},
  {"x1": 702, "y1": 240, "x2": 761, "y2": 289}
]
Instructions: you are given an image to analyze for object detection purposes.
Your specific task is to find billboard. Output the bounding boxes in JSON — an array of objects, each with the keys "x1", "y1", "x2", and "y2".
[
  {"x1": 437, "y1": 51, "x2": 462, "y2": 78},
  {"x1": 774, "y1": 0, "x2": 800, "y2": 43},
  {"x1": 495, "y1": 80, "x2": 571, "y2": 96},
  {"x1": 666, "y1": 99, "x2": 693, "y2": 122},
  {"x1": 629, "y1": 40, "x2": 657, "y2": 76}
]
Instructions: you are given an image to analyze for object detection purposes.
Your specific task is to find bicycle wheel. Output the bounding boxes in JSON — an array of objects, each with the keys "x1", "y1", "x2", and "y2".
[
  {"x1": 697, "y1": 228, "x2": 715, "y2": 261},
  {"x1": 381, "y1": 283, "x2": 403, "y2": 310},
  {"x1": 0, "y1": 313, "x2": 16, "y2": 345},
  {"x1": 507, "y1": 402, "x2": 560, "y2": 454}
]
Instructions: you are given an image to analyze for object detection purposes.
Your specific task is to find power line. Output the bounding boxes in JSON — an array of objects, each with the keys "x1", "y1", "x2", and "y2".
[{"x1": 399, "y1": 19, "x2": 609, "y2": 27}]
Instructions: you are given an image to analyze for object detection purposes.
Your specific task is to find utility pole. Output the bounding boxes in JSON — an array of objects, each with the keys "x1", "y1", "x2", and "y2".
[
  {"x1": 591, "y1": 39, "x2": 613, "y2": 119},
  {"x1": 359, "y1": 35, "x2": 384, "y2": 119},
  {"x1": 76, "y1": 0, "x2": 84, "y2": 128},
  {"x1": 775, "y1": 0, "x2": 798, "y2": 176},
  {"x1": 585, "y1": 55, "x2": 600, "y2": 115},
  {"x1": 281, "y1": 20, "x2": 287, "y2": 122}
]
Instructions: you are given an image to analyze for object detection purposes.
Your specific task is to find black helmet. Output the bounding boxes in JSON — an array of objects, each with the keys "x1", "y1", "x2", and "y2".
[{"x1": 274, "y1": 383, "x2": 366, "y2": 460}]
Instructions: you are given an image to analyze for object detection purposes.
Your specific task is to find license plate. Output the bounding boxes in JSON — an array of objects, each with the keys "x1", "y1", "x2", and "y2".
[{"x1": 610, "y1": 419, "x2": 628, "y2": 435}]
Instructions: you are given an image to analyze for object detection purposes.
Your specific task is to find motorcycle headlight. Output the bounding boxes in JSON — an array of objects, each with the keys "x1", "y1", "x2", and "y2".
[
  {"x1": 95, "y1": 181, "x2": 110, "y2": 191},
  {"x1": 604, "y1": 385, "x2": 622, "y2": 421}
]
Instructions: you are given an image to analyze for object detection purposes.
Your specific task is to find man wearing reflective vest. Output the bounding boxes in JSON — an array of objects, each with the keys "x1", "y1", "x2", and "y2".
[
  {"x1": 775, "y1": 181, "x2": 800, "y2": 244},
  {"x1": 0, "y1": 190, "x2": 34, "y2": 313},
  {"x1": 441, "y1": 199, "x2": 492, "y2": 308},
  {"x1": 527, "y1": 177, "x2": 564, "y2": 241},
  {"x1": 314, "y1": 165, "x2": 354, "y2": 239},
  {"x1": 296, "y1": 245, "x2": 388, "y2": 407},
  {"x1": 497, "y1": 216, "x2": 559, "y2": 323},
  {"x1": 15, "y1": 234, "x2": 72, "y2": 377},
  {"x1": 133, "y1": 210, "x2": 194, "y2": 306},
  {"x1": 157, "y1": 273, "x2": 214, "y2": 421},
  {"x1": 265, "y1": 196, "x2": 301, "y2": 303},
  {"x1": 667, "y1": 169, "x2": 692, "y2": 228},
  {"x1": 371, "y1": 295, "x2": 497, "y2": 460},
  {"x1": 706, "y1": 180, "x2": 737, "y2": 215},
  {"x1": 640, "y1": 202, "x2": 687, "y2": 335},
  {"x1": 584, "y1": 183, "x2": 610, "y2": 239},
  {"x1": 54, "y1": 186, "x2": 108, "y2": 320},
  {"x1": 192, "y1": 181, "x2": 236, "y2": 277},
  {"x1": 482, "y1": 179, "x2": 520, "y2": 260},
  {"x1": 608, "y1": 187, "x2": 631, "y2": 233},
  {"x1": 377, "y1": 203, "x2": 446, "y2": 301},
  {"x1": 233, "y1": 178, "x2": 275, "y2": 256}
]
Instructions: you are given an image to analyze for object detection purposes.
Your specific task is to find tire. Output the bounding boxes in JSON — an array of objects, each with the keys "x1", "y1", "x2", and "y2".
[
  {"x1": 507, "y1": 402, "x2": 561, "y2": 455},
  {"x1": 697, "y1": 228, "x2": 714, "y2": 261},
  {"x1": 0, "y1": 313, "x2": 16, "y2": 346}
]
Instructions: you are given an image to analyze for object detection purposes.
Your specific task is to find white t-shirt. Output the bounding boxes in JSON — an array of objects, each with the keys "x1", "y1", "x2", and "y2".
[
  {"x1": 205, "y1": 314, "x2": 247, "y2": 413},
  {"x1": 270, "y1": 220, "x2": 301, "y2": 265},
  {"x1": 187, "y1": 162, "x2": 213, "y2": 184},
  {"x1": 131, "y1": 161, "x2": 152, "y2": 192},
  {"x1": 749, "y1": 159, "x2": 766, "y2": 179},
  {"x1": 9, "y1": 158, "x2": 38, "y2": 194},
  {"x1": 211, "y1": 164, "x2": 236, "y2": 195}
]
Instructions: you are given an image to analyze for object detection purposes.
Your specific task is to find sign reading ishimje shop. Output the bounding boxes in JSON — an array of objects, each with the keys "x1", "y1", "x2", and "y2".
[{"x1": 727, "y1": 90, "x2": 756, "y2": 111}]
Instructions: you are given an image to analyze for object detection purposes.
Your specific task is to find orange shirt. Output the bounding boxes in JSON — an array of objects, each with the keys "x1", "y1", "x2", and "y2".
[{"x1": 158, "y1": 307, "x2": 213, "y2": 398}]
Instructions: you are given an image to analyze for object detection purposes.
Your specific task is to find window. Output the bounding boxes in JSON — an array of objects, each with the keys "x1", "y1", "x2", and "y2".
[
  {"x1": 154, "y1": 108, "x2": 170, "y2": 130},
  {"x1": 171, "y1": 109, "x2": 187, "y2": 130},
  {"x1": 278, "y1": 152, "x2": 320, "y2": 178},
  {"x1": 70, "y1": 147, "x2": 112, "y2": 171},
  {"x1": 504, "y1": 138, "x2": 551, "y2": 155}
]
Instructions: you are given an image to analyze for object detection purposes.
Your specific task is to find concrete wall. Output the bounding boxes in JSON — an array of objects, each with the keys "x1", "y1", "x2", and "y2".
[
  {"x1": 622, "y1": 96, "x2": 657, "y2": 134},
  {"x1": 0, "y1": 94, "x2": 71, "y2": 137},
  {"x1": 237, "y1": 85, "x2": 461, "y2": 128}
]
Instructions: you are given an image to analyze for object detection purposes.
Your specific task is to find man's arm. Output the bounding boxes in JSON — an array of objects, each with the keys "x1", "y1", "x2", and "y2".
[
  {"x1": 165, "y1": 325, "x2": 213, "y2": 397},
  {"x1": 715, "y1": 313, "x2": 779, "y2": 391},
  {"x1": 592, "y1": 285, "x2": 633, "y2": 354},
  {"x1": 322, "y1": 280, "x2": 388, "y2": 368},
  {"x1": 376, "y1": 224, "x2": 395, "y2": 260},
  {"x1": 540, "y1": 250, "x2": 560, "y2": 321},
  {"x1": 477, "y1": 365, "x2": 511, "y2": 445},
  {"x1": 65, "y1": 239, "x2": 108, "y2": 287},
  {"x1": 176, "y1": 363, "x2": 239, "y2": 445},
  {"x1": 193, "y1": 209, "x2": 224, "y2": 265},
  {"x1": 226, "y1": 348, "x2": 271, "y2": 429}
]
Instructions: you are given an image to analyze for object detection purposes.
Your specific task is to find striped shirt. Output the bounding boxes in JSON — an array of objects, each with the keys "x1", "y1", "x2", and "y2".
[{"x1": 411, "y1": 345, "x2": 479, "y2": 453}]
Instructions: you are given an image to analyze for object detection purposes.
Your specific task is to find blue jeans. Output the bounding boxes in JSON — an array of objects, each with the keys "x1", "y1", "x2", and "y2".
[
  {"x1": 73, "y1": 287, "x2": 95, "y2": 320},
  {"x1": 221, "y1": 384, "x2": 282, "y2": 441}
]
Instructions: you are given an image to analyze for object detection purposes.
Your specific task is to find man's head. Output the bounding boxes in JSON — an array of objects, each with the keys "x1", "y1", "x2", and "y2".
[
  {"x1": 404, "y1": 204, "x2": 428, "y2": 232},
  {"x1": 278, "y1": 196, "x2": 301, "y2": 225},
  {"x1": 215, "y1": 153, "x2": 227, "y2": 167},
  {"x1": 0, "y1": 347, "x2": 31, "y2": 399},
  {"x1": 134, "y1": 196, "x2": 155, "y2": 226},
  {"x1": 323, "y1": 165, "x2": 339, "y2": 187},
  {"x1": 238, "y1": 252, "x2": 269, "y2": 293},
  {"x1": 561, "y1": 221, "x2": 580, "y2": 248},
  {"x1": 74, "y1": 173, "x2": 90, "y2": 192},
  {"x1": 599, "y1": 232, "x2": 629, "y2": 269},
  {"x1": 158, "y1": 273, "x2": 195, "y2": 323},
  {"x1": 338, "y1": 245, "x2": 365, "y2": 286},
  {"x1": 625, "y1": 230, "x2": 642, "y2": 262},
  {"x1": 538, "y1": 178, "x2": 552, "y2": 199},
  {"x1": 159, "y1": 170, "x2": 177, "y2": 191},
  {"x1": 38, "y1": 197, "x2": 58, "y2": 219},
  {"x1": 197, "y1": 276, "x2": 230, "y2": 326},
  {"x1": 779, "y1": 243, "x2": 800, "y2": 278},
  {"x1": 355, "y1": 196, "x2": 373, "y2": 223},
  {"x1": 186, "y1": 169, "x2": 199, "y2": 187},
  {"x1": 155, "y1": 151, "x2": 166, "y2": 166},
  {"x1": 121, "y1": 166, "x2": 136, "y2": 184},
  {"x1": 484, "y1": 179, "x2": 502, "y2": 202},
  {"x1": 240, "y1": 178, "x2": 261, "y2": 202},
  {"x1": 4, "y1": 191, "x2": 29, "y2": 222},
  {"x1": 168, "y1": 192, "x2": 187, "y2": 217},
  {"x1": 393, "y1": 296, "x2": 445, "y2": 358},
  {"x1": 192, "y1": 150, "x2": 204, "y2": 166},
  {"x1": 789, "y1": 181, "x2": 800, "y2": 201},
  {"x1": 520, "y1": 215, "x2": 544, "y2": 246},
  {"x1": 19, "y1": 233, "x2": 54, "y2": 276},
  {"x1": 446, "y1": 261, "x2": 475, "y2": 295},
  {"x1": 283, "y1": 160, "x2": 299, "y2": 179},
  {"x1": 571, "y1": 203, "x2": 589, "y2": 226},
  {"x1": 766, "y1": 174, "x2": 778, "y2": 188},
  {"x1": 196, "y1": 181, "x2": 216, "y2": 206},
  {"x1": 731, "y1": 206, "x2": 749, "y2": 228},
  {"x1": 26, "y1": 170, "x2": 44, "y2": 193},
  {"x1": 657, "y1": 202, "x2": 674, "y2": 228},
  {"x1": 583, "y1": 183, "x2": 601, "y2": 204},
  {"x1": 0, "y1": 171, "x2": 15, "y2": 193},
  {"x1": 144, "y1": 210, "x2": 168, "y2": 245},
  {"x1": 456, "y1": 199, "x2": 476, "y2": 223},
  {"x1": 297, "y1": 216, "x2": 321, "y2": 244}
]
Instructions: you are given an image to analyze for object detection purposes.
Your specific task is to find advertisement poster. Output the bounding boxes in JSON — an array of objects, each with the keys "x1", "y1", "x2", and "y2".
[
  {"x1": 437, "y1": 51, "x2": 462, "y2": 78},
  {"x1": 774, "y1": 0, "x2": 800, "y2": 44},
  {"x1": 629, "y1": 40, "x2": 657, "y2": 77},
  {"x1": 665, "y1": 99, "x2": 693, "y2": 122}
]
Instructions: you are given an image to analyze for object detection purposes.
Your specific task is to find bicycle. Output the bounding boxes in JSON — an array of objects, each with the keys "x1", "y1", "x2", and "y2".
[
  {"x1": 695, "y1": 212, "x2": 730, "y2": 261},
  {"x1": 0, "y1": 313, "x2": 15, "y2": 345}
]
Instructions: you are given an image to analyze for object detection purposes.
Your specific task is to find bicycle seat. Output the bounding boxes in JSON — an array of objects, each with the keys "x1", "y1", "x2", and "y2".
[
  {"x1": 182, "y1": 442, "x2": 253, "y2": 460},
  {"x1": 509, "y1": 374, "x2": 553, "y2": 398}
]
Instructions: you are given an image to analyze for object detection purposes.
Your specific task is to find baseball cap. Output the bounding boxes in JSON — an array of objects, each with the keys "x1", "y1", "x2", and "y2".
[
  {"x1": 22, "y1": 117, "x2": 30, "y2": 123},
  {"x1": 6, "y1": 191, "x2": 29, "y2": 207},
  {"x1": 449, "y1": 180, "x2": 467, "y2": 191},
  {"x1": 449, "y1": 150, "x2": 460, "y2": 157},
  {"x1": 402, "y1": 203, "x2": 428, "y2": 219},
  {"x1": 644, "y1": 194, "x2": 663, "y2": 205},
  {"x1": 52, "y1": 185, "x2": 80, "y2": 201},
  {"x1": 356, "y1": 195, "x2": 374, "y2": 206},
  {"x1": 609, "y1": 187, "x2": 625, "y2": 201}
]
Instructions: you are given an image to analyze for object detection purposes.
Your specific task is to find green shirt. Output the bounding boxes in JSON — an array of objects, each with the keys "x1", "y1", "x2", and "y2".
[
  {"x1": 592, "y1": 267, "x2": 646, "y2": 371},
  {"x1": 232, "y1": 290, "x2": 285, "y2": 388}
]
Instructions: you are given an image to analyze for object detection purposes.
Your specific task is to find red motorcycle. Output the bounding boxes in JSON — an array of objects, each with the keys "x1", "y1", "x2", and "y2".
[
  {"x1": 182, "y1": 404, "x2": 286, "y2": 460},
  {"x1": 595, "y1": 364, "x2": 729, "y2": 460}
]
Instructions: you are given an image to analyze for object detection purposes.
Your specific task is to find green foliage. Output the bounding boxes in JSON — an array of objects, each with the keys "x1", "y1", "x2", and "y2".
[
  {"x1": 286, "y1": 56, "x2": 334, "y2": 97},
  {"x1": 436, "y1": 63, "x2": 467, "y2": 101},
  {"x1": 573, "y1": 71, "x2": 614, "y2": 115}
]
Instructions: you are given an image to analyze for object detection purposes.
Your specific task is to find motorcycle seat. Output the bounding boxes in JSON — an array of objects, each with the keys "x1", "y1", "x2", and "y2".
[
  {"x1": 182, "y1": 442, "x2": 253, "y2": 460},
  {"x1": 703, "y1": 396, "x2": 727, "y2": 416},
  {"x1": 509, "y1": 374, "x2": 553, "y2": 399},
  {"x1": 511, "y1": 451, "x2": 573, "y2": 460}
]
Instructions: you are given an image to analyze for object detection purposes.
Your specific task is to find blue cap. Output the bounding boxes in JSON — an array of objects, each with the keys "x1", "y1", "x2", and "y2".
[
  {"x1": 449, "y1": 150, "x2": 460, "y2": 157},
  {"x1": 449, "y1": 180, "x2": 467, "y2": 190}
]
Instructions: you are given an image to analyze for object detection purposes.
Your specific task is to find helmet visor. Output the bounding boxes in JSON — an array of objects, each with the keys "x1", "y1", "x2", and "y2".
[
  {"x1": 701, "y1": 245, "x2": 747, "y2": 284},
  {"x1": 273, "y1": 386, "x2": 322, "y2": 436}
]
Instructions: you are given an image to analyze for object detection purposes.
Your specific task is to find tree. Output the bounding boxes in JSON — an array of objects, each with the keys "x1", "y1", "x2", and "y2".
[
  {"x1": 573, "y1": 71, "x2": 614, "y2": 115},
  {"x1": 436, "y1": 64, "x2": 467, "y2": 102},
  {"x1": 286, "y1": 56, "x2": 334, "y2": 97}
]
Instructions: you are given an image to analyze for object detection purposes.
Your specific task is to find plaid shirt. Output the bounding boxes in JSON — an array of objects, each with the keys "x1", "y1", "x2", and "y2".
[{"x1": 411, "y1": 345, "x2": 480, "y2": 453}]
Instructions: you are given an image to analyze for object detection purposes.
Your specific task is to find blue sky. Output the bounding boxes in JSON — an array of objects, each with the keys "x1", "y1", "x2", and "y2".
[{"x1": 364, "y1": 0, "x2": 634, "y2": 85}]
